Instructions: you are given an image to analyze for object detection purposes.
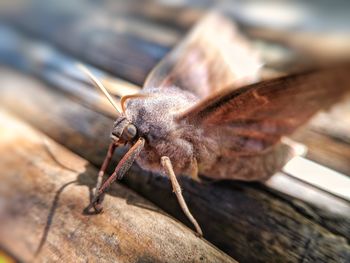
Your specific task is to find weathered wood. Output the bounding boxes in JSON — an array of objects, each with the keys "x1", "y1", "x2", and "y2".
[
  {"x1": 0, "y1": 0, "x2": 180, "y2": 85},
  {"x1": 0, "y1": 0, "x2": 312, "y2": 85},
  {"x1": 1, "y1": 68, "x2": 349, "y2": 262},
  {"x1": 0, "y1": 109, "x2": 235, "y2": 263},
  {"x1": 292, "y1": 128, "x2": 350, "y2": 176},
  {"x1": 2, "y1": 0, "x2": 349, "y2": 87},
  {"x1": 308, "y1": 100, "x2": 350, "y2": 144},
  {"x1": 296, "y1": 105, "x2": 350, "y2": 175}
]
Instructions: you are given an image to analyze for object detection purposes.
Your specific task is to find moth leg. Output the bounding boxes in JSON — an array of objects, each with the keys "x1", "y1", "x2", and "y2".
[
  {"x1": 91, "y1": 138, "x2": 145, "y2": 211},
  {"x1": 92, "y1": 142, "x2": 117, "y2": 212},
  {"x1": 161, "y1": 156, "x2": 203, "y2": 237}
]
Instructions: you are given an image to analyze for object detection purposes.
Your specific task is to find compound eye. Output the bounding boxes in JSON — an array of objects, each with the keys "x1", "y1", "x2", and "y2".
[{"x1": 124, "y1": 124, "x2": 137, "y2": 140}]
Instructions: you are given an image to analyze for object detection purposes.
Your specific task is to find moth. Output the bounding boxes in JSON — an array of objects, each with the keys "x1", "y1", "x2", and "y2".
[{"x1": 80, "y1": 13, "x2": 350, "y2": 236}]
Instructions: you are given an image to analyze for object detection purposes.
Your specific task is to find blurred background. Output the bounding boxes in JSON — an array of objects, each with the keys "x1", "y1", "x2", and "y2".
[{"x1": 0, "y1": 1, "x2": 349, "y2": 262}]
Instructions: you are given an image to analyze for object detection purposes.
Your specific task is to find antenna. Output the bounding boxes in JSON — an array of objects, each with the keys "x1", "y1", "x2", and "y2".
[
  {"x1": 77, "y1": 63, "x2": 122, "y2": 114},
  {"x1": 120, "y1": 94, "x2": 151, "y2": 112}
]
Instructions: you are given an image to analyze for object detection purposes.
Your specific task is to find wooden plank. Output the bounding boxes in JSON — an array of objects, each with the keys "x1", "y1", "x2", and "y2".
[
  {"x1": 0, "y1": 109, "x2": 235, "y2": 263},
  {"x1": 292, "y1": 128, "x2": 350, "y2": 176},
  {"x1": 282, "y1": 157, "x2": 350, "y2": 201},
  {"x1": 0, "y1": 67, "x2": 349, "y2": 262},
  {"x1": 0, "y1": 0, "x2": 306, "y2": 85},
  {"x1": 0, "y1": 0, "x2": 181, "y2": 85}
]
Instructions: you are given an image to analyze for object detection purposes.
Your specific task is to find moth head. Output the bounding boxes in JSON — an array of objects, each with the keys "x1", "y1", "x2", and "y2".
[
  {"x1": 111, "y1": 117, "x2": 138, "y2": 144},
  {"x1": 77, "y1": 64, "x2": 141, "y2": 144}
]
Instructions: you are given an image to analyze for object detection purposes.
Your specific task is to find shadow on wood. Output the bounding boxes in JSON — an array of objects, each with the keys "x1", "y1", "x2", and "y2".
[{"x1": 0, "y1": 109, "x2": 234, "y2": 262}]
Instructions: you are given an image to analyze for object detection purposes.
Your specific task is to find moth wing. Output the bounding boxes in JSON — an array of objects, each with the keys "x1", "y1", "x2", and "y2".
[
  {"x1": 143, "y1": 12, "x2": 261, "y2": 98},
  {"x1": 177, "y1": 66, "x2": 350, "y2": 155}
]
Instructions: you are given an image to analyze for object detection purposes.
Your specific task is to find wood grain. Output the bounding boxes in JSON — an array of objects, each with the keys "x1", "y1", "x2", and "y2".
[
  {"x1": 292, "y1": 128, "x2": 350, "y2": 176},
  {"x1": 0, "y1": 109, "x2": 234, "y2": 263},
  {"x1": 0, "y1": 0, "x2": 178, "y2": 85}
]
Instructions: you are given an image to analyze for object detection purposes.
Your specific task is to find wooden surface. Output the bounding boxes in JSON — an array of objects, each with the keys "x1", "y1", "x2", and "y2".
[
  {"x1": 0, "y1": 0, "x2": 350, "y2": 262},
  {"x1": 0, "y1": 109, "x2": 235, "y2": 263}
]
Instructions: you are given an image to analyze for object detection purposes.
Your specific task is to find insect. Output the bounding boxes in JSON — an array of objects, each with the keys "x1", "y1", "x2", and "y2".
[{"x1": 79, "y1": 13, "x2": 350, "y2": 236}]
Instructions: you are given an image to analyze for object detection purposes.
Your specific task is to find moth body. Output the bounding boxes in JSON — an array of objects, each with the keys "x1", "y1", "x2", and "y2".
[
  {"x1": 112, "y1": 86, "x2": 215, "y2": 176},
  {"x1": 112, "y1": 85, "x2": 295, "y2": 181},
  {"x1": 82, "y1": 12, "x2": 350, "y2": 236}
]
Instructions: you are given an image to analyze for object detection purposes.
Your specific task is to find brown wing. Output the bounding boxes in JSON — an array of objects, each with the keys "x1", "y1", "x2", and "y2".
[
  {"x1": 143, "y1": 12, "x2": 261, "y2": 98},
  {"x1": 177, "y1": 65, "x2": 350, "y2": 155}
]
